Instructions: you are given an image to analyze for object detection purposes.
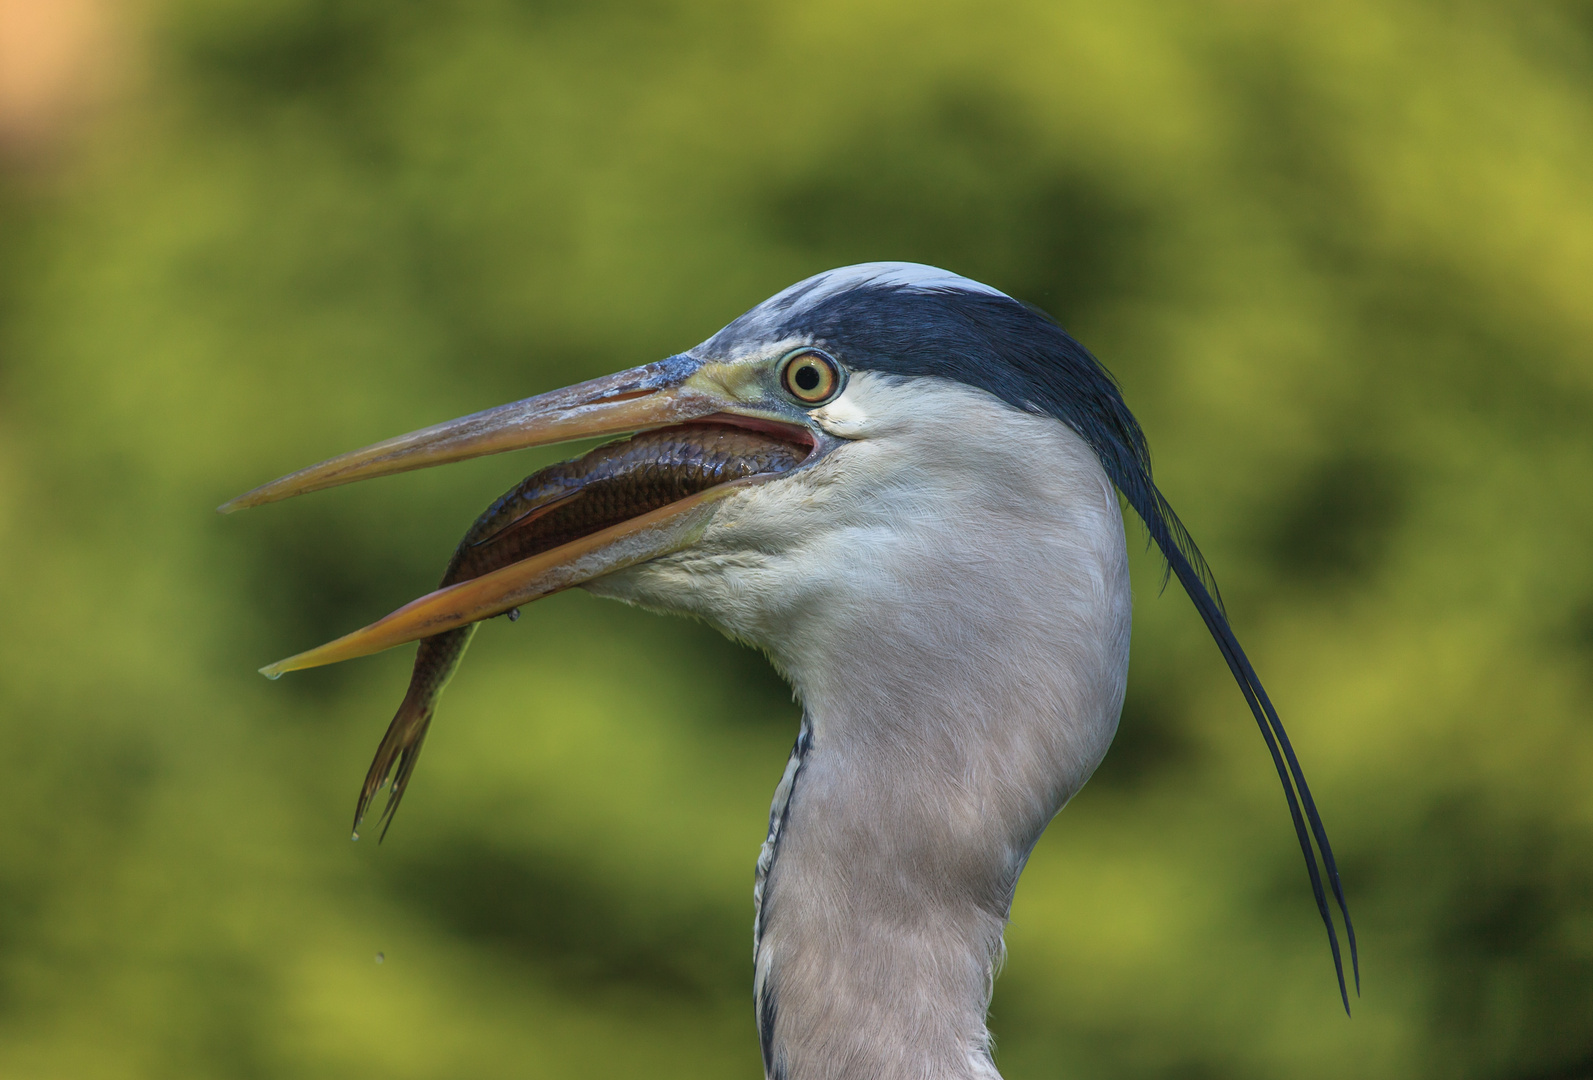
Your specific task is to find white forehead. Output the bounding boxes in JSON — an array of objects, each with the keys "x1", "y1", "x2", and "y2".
[
  {"x1": 701, "y1": 262, "x2": 1011, "y2": 359},
  {"x1": 769, "y1": 262, "x2": 1010, "y2": 308}
]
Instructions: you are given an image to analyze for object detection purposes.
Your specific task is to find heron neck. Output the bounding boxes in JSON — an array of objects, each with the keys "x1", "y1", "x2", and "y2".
[
  {"x1": 754, "y1": 705, "x2": 1019, "y2": 1080},
  {"x1": 749, "y1": 449, "x2": 1132, "y2": 1077}
]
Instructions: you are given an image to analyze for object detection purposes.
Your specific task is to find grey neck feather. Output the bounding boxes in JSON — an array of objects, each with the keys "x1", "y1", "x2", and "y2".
[
  {"x1": 590, "y1": 380, "x2": 1133, "y2": 1079},
  {"x1": 752, "y1": 409, "x2": 1131, "y2": 1080}
]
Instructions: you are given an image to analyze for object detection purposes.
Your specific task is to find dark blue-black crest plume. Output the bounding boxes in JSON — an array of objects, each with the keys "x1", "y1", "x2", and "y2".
[{"x1": 719, "y1": 275, "x2": 1360, "y2": 1012}]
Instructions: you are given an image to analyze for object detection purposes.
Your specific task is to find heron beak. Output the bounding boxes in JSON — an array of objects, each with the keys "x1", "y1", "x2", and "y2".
[
  {"x1": 227, "y1": 354, "x2": 809, "y2": 677},
  {"x1": 255, "y1": 482, "x2": 740, "y2": 678},
  {"x1": 219, "y1": 355, "x2": 717, "y2": 513}
]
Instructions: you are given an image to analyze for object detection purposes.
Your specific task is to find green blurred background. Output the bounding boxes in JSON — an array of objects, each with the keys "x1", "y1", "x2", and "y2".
[{"x1": 1, "y1": 1, "x2": 1590, "y2": 1076}]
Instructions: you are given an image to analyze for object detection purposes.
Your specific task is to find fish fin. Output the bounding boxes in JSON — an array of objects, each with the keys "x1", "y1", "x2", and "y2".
[
  {"x1": 376, "y1": 719, "x2": 433, "y2": 842},
  {"x1": 354, "y1": 688, "x2": 434, "y2": 840}
]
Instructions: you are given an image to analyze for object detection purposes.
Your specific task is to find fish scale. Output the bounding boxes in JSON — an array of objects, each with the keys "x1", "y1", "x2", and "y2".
[{"x1": 353, "y1": 424, "x2": 807, "y2": 836}]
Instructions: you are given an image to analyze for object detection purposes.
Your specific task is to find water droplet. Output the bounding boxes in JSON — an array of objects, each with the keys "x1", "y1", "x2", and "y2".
[
  {"x1": 375, "y1": 952, "x2": 385, "y2": 965},
  {"x1": 351, "y1": 831, "x2": 360, "y2": 842},
  {"x1": 260, "y1": 667, "x2": 282, "y2": 681},
  {"x1": 507, "y1": 607, "x2": 521, "y2": 622}
]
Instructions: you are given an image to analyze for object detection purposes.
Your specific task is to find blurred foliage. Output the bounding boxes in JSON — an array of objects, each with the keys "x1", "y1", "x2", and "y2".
[{"x1": 0, "y1": 0, "x2": 1590, "y2": 1076}]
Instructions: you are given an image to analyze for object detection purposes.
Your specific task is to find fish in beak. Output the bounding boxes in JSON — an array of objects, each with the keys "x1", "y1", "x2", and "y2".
[{"x1": 222, "y1": 354, "x2": 825, "y2": 835}]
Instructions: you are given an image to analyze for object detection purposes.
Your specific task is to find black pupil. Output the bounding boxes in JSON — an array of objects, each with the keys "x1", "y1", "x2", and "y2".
[{"x1": 794, "y1": 363, "x2": 822, "y2": 392}]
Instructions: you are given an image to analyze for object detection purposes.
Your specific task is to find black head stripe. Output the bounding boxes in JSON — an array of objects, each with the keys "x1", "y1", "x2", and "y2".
[{"x1": 785, "y1": 285, "x2": 1225, "y2": 600}]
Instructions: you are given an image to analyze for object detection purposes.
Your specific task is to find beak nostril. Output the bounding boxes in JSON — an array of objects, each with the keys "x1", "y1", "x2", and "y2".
[{"x1": 590, "y1": 388, "x2": 655, "y2": 404}]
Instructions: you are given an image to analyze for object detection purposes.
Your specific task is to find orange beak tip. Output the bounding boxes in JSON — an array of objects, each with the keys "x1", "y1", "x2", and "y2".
[{"x1": 218, "y1": 492, "x2": 263, "y2": 515}]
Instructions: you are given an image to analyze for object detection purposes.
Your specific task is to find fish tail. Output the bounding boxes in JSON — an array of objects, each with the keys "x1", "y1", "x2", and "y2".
[{"x1": 354, "y1": 624, "x2": 477, "y2": 839}]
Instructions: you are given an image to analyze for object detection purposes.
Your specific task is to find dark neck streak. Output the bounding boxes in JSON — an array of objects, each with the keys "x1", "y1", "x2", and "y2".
[{"x1": 754, "y1": 713, "x2": 813, "y2": 1079}]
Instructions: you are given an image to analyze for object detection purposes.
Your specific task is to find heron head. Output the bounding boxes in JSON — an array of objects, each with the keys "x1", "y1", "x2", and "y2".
[{"x1": 226, "y1": 263, "x2": 1150, "y2": 685}]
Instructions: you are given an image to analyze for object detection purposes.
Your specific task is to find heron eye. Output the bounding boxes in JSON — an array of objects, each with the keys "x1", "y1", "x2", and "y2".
[{"x1": 778, "y1": 349, "x2": 842, "y2": 405}]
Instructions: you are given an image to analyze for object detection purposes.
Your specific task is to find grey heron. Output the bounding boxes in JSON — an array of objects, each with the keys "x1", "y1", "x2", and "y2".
[{"x1": 224, "y1": 262, "x2": 1356, "y2": 1080}]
